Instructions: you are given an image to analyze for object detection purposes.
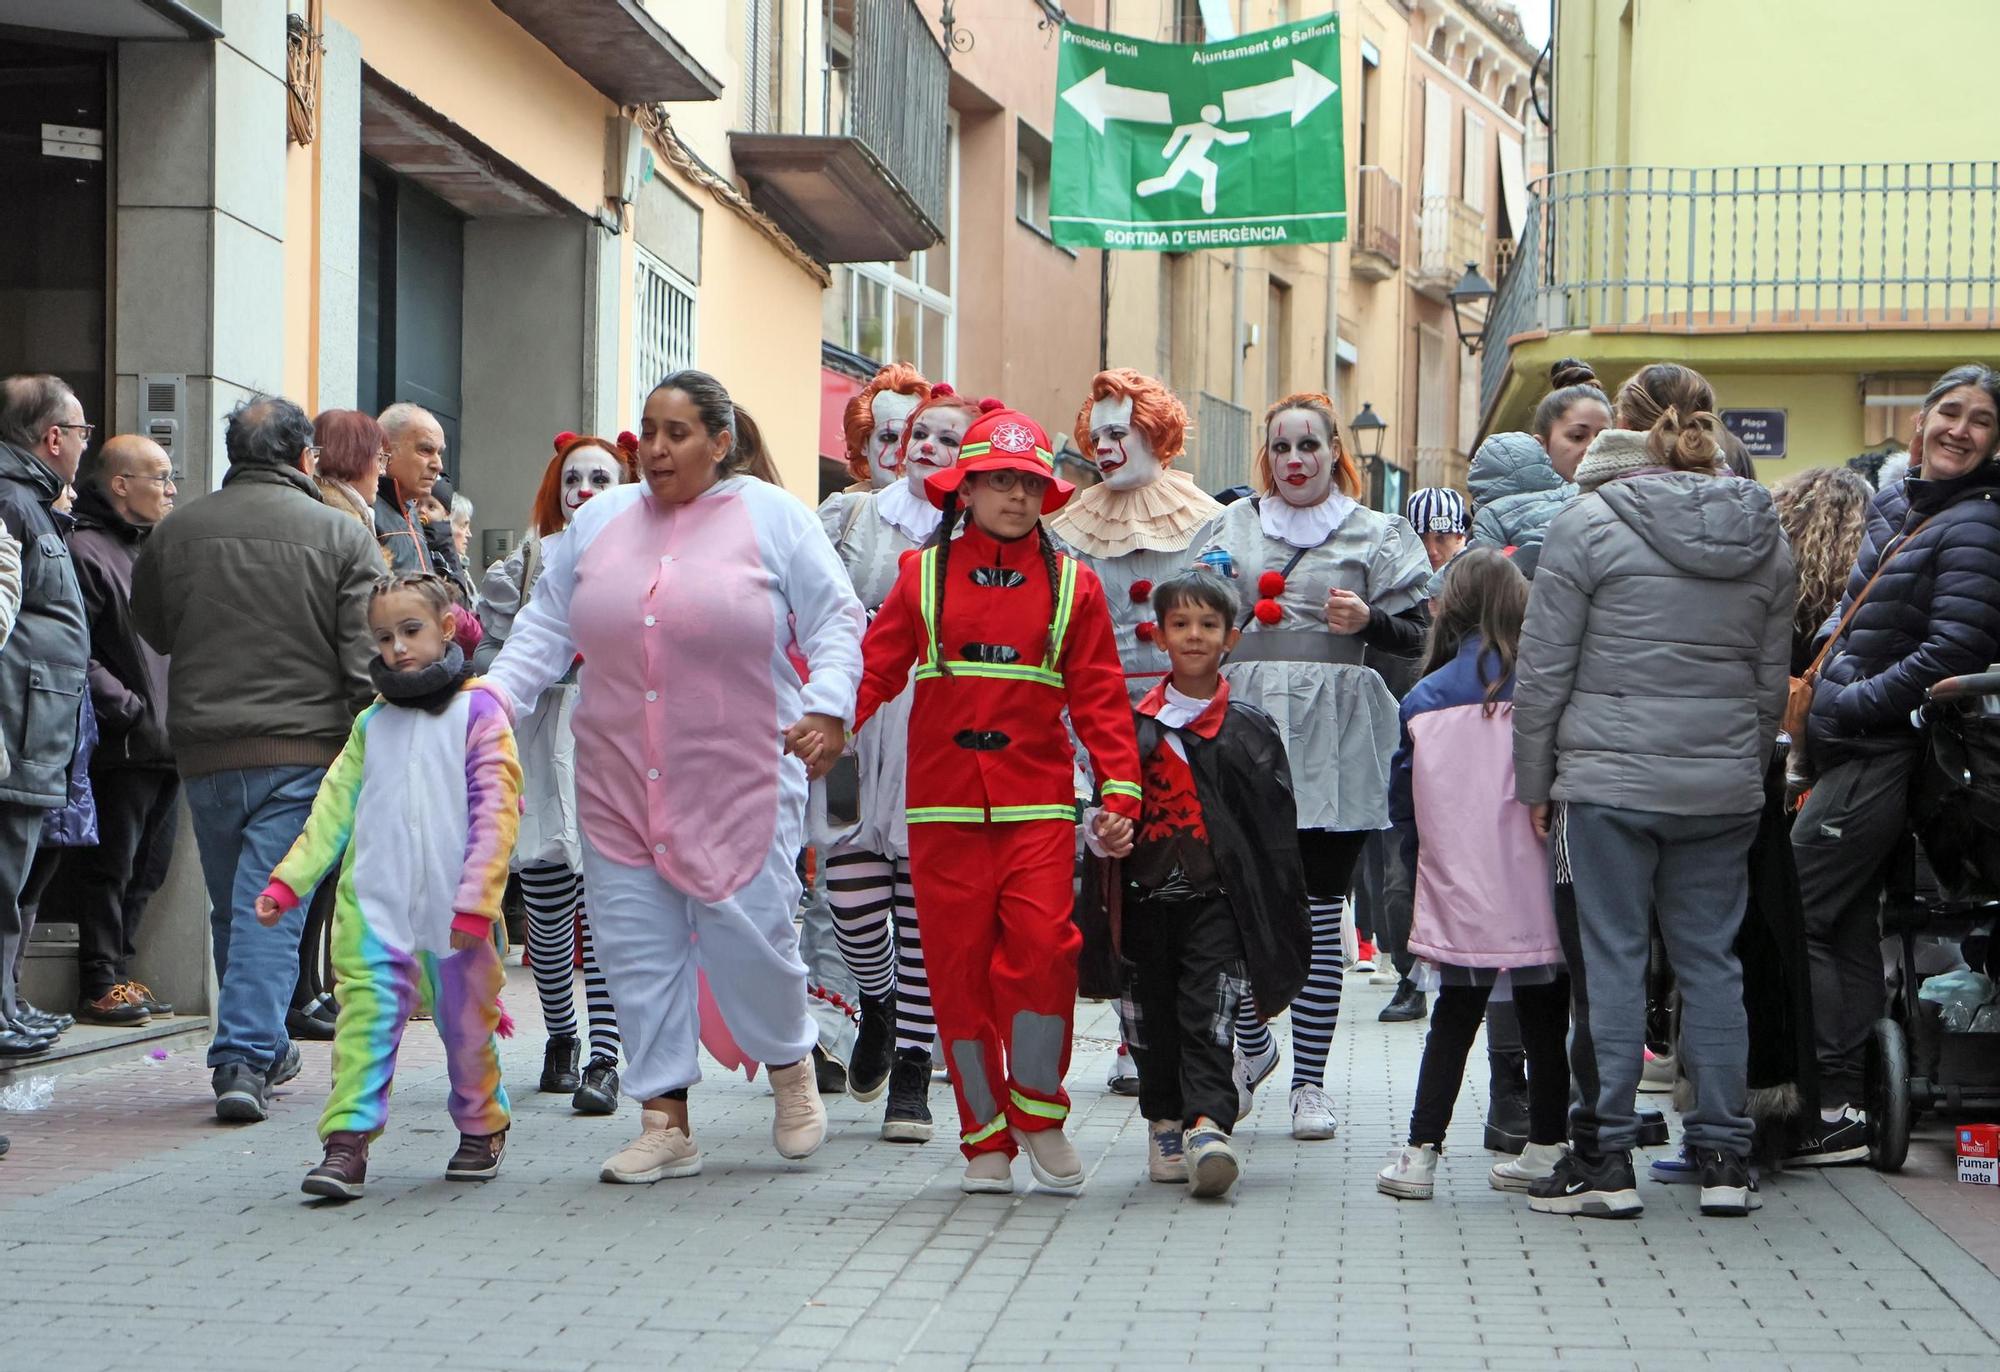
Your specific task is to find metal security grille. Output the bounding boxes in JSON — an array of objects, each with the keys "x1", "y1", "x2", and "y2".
[
  {"x1": 635, "y1": 248, "x2": 697, "y2": 400},
  {"x1": 742, "y1": 0, "x2": 781, "y2": 133},
  {"x1": 1193, "y1": 391, "x2": 1252, "y2": 493}
]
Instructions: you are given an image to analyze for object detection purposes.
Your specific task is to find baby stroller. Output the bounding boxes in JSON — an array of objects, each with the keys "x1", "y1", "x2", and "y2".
[{"x1": 1868, "y1": 670, "x2": 2000, "y2": 1172}]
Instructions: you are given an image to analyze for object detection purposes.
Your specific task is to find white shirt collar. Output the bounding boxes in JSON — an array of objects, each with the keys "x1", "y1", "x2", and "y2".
[
  {"x1": 1156, "y1": 682, "x2": 1211, "y2": 730},
  {"x1": 1258, "y1": 491, "x2": 1356, "y2": 548},
  {"x1": 875, "y1": 480, "x2": 942, "y2": 543}
]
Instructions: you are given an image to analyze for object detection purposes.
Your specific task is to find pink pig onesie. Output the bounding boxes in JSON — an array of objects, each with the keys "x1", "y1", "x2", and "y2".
[{"x1": 486, "y1": 474, "x2": 866, "y2": 1102}]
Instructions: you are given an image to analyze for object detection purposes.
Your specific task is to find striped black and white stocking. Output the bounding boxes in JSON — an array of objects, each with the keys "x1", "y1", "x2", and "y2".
[
  {"x1": 826, "y1": 848, "x2": 897, "y2": 1001},
  {"x1": 890, "y1": 859, "x2": 934, "y2": 1054},
  {"x1": 521, "y1": 860, "x2": 583, "y2": 1040}
]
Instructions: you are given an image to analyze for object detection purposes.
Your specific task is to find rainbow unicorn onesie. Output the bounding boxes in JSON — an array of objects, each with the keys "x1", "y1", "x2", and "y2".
[{"x1": 262, "y1": 666, "x2": 522, "y2": 1144}]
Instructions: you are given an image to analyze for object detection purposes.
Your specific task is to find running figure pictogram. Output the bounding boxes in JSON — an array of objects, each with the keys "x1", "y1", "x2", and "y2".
[{"x1": 1135, "y1": 105, "x2": 1250, "y2": 215}]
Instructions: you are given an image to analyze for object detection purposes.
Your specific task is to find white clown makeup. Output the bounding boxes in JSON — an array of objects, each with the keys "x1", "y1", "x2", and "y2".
[
  {"x1": 866, "y1": 391, "x2": 923, "y2": 489},
  {"x1": 902, "y1": 405, "x2": 972, "y2": 492},
  {"x1": 1267, "y1": 408, "x2": 1336, "y2": 507},
  {"x1": 560, "y1": 447, "x2": 624, "y2": 524},
  {"x1": 1088, "y1": 395, "x2": 1163, "y2": 492}
]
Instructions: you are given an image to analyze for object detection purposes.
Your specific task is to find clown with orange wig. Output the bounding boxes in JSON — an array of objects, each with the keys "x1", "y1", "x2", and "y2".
[
  {"x1": 812, "y1": 366, "x2": 988, "y2": 1144},
  {"x1": 1196, "y1": 394, "x2": 1431, "y2": 1142},
  {"x1": 474, "y1": 431, "x2": 637, "y2": 1117}
]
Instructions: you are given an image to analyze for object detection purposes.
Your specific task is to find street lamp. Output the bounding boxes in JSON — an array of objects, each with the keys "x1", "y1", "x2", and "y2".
[
  {"x1": 1448, "y1": 261, "x2": 1496, "y2": 354},
  {"x1": 1350, "y1": 402, "x2": 1389, "y2": 510}
]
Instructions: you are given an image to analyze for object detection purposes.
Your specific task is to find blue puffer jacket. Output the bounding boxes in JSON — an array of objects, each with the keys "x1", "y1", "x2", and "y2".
[
  {"x1": 39, "y1": 682, "x2": 97, "y2": 848},
  {"x1": 1466, "y1": 432, "x2": 1576, "y2": 580},
  {"x1": 1808, "y1": 461, "x2": 2000, "y2": 766}
]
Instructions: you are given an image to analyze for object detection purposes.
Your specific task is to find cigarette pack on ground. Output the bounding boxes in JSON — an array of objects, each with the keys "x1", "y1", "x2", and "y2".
[{"x1": 1956, "y1": 1124, "x2": 1999, "y2": 1185}]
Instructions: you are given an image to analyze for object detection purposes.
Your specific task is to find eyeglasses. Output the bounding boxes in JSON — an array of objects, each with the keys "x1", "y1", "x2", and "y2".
[
  {"x1": 978, "y1": 469, "x2": 1051, "y2": 496},
  {"x1": 303, "y1": 444, "x2": 324, "y2": 464},
  {"x1": 54, "y1": 422, "x2": 95, "y2": 440},
  {"x1": 120, "y1": 470, "x2": 181, "y2": 486}
]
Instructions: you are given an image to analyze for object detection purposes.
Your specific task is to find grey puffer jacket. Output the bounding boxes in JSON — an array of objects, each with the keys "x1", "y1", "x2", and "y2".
[
  {"x1": 1513, "y1": 467, "x2": 1796, "y2": 817},
  {"x1": 0, "y1": 440, "x2": 88, "y2": 806},
  {"x1": 1467, "y1": 431, "x2": 1575, "y2": 580}
]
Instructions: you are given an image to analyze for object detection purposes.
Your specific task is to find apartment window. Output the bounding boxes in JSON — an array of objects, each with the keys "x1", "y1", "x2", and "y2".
[
  {"x1": 1173, "y1": 0, "x2": 1205, "y2": 44},
  {"x1": 742, "y1": 0, "x2": 784, "y2": 133},
  {"x1": 1016, "y1": 121, "x2": 1052, "y2": 235},
  {"x1": 635, "y1": 247, "x2": 697, "y2": 399},
  {"x1": 1358, "y1": 44, "x2": 1380, "y2": 164},
  {"x1": 824, "y1": 121, "x2": 957, "y2": 378}
]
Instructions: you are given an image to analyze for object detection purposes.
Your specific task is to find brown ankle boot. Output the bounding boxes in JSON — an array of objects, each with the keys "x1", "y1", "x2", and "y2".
[
  {"x1": 446, "y1": 1129, "x2": 507, "y2": 1180},
  {"x1": 302, "y1": 1131, "x2": 368, "y2": 1200}
]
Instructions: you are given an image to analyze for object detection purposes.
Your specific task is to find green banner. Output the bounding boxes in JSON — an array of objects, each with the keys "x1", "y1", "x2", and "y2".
[{"x1": 1051, "y1": 16, "x2": 1346, "y2": 252}]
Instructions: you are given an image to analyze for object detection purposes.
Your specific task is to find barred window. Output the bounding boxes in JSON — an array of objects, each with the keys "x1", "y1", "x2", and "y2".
[{"x1": 635, "y1": 247, "x2": 697, "y2": 399}]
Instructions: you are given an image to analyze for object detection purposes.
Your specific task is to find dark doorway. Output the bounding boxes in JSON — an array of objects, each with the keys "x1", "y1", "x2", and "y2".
[
  {"x1": 358, "y1": 160, "x2": 465, "y2": 482},
  {"x1": 0, "y1": 37, "x2": 109, "y2": 439}
]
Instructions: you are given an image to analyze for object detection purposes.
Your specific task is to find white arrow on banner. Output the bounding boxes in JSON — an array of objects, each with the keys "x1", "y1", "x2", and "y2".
[
  {"x1": 1060, "y1": 67, "x2": 1174, "y2": 134},
  {"x1": 1221, "y1": 59, "x2": 1338, "y2": 126}
]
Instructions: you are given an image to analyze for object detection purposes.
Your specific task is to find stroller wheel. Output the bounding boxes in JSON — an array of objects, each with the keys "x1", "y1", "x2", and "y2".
[{"x1": 1864, "y1": 1017, "x2": 1911, "y2": 1173}]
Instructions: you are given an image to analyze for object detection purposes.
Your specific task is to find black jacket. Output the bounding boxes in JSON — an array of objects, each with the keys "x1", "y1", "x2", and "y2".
[
  {"x1": 1808, "y1": 462, "x2": 2000, "y2": 767},
  {"x1": 68, "y1": 484, "x2": 172, "y2": 769},
  {"x1": 1077, "y1": 696, "x2": 1311, "y2": 1019},
  {"x1": 0, "y1": 440, "x2": 88, "y2": 806},
  {"x1": 373, "y1": 473, "x2": 465, "y2": 582}
]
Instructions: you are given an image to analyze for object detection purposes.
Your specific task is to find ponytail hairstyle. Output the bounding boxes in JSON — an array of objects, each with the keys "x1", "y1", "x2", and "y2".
[
  {"x1": 1615, "y1": 363, "x2": 1723, "y2": 475},
  {"x1": 920, "y1": 396, "x2": 1063, "y2": 679},
  {"x1": 1419, "y1": 547, "x2": 1529, "y2": 715},
  {"x1": 732, "y1": 404, "x2": 783, "y2": 486},
  {"x1": 842, "y1": 362, "x2": 932, "y2": 482},
  {"x1": 1533, "y1": 357, "x2": 1611, "y2": 438},
  {"x1": 529, "y1": 430, "x2": 638, "y2": 538},
  {"x1": 1252, "y1": 392, "x2": 1363, "y2": 498}
]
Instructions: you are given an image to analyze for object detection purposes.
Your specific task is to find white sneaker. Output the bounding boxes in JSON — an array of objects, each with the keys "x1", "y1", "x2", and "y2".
[
  {"x1": 1369, "y1": 962, "x2": 1399, "y2": 986},
  {"x1": 1639, "y1": 1048, "x2": 1677, "y2": 1094},
  {"x1": 1010, "y1": 1125, "x2": 1085, "y2": 1192},
  {"x1": 1232, "y1": 1036, "x2": 1280, "y2": 1124},
  {"x1": 1352, "y1": 955, "x2": 1377, "y2": 974},
  {"x1": 768, "y1": 1059, "x2": 826, "y2": 1160},
  {"x1": 961, "y1": 1151, "x2": 1014, "y2": 1194},
  {"x1": 1490, "y1": 1140, "x2": 1567, "y2": 1193},
  {"x1": 1147, "y1": 1119, "x2": 1188, "y2": 1183},
  {"x1": 1289, "y1": 1084, "x2": 1339, "y2": 1141},
  {"x1": 1106, "y1": 1046, "x2": 1140, "y2": 1096},
  {"x1": 1377, "y1": 1143, "x2": 1438, "y2": 1199},
  {"x1": 599, "y1": 1110, "x2": 702, "y2": 1183}
]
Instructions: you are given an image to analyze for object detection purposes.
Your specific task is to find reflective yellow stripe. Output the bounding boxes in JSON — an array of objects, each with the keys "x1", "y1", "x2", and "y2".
[
  {"x1": 963, "y1": 1112, "x2": 1010, "y2": 1145},
  {"x1": 988, "y1": 804, "x2": 1079, "y2": 823},
  {"x1": 917, "y1": 545, "x2": 941, "y2": 674},
  {"x1": 957, "y1": 441, "x2": 1054, "y2": 471},
  {"x1": 915, "y1": 663, "x2": 1064, "y2": 688},
  {"x1": 1043, "y1": 555, "x2": 1078, "y2": 668},
  {"x1": 907, "y1": 807, "x2": 987, "y2": 824},
  {"x1": 1101, "y1": 780, "x2": 1142, "y2": 800},
  {"x1": 1010, "y1": 1090, "x2": 1069, "y2": 1121}
]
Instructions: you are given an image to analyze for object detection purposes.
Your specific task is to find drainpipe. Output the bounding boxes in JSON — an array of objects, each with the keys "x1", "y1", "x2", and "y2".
[
  {"x1": 1230, "y1": 248, "x2": 1245, "y2": 405},
  {"x1": 1325, "y1": 241, "x2": 1339, "y2": 404}
]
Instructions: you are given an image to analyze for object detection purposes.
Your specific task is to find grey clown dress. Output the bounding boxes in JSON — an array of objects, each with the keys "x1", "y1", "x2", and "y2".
[{"x1": 1203, "y1": 495, "x2": 1431, "y2": 833}]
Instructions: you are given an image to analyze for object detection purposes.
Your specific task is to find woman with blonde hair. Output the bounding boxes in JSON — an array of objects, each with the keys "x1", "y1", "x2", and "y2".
[
  {"x1": 1769, "y1": 466, "x2": 1873, "y2": 675},
  {"x1": 1196, "y1": 392, "x2": 1430, "y2": 1139},
  {"x1": 1514, "y1": 361, "x2": 1794, "y2": 1219}
]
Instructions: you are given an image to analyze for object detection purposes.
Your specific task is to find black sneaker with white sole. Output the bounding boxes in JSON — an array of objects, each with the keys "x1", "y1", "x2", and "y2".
[
  {"x1": 266, "y1": 1042, "x2": 303, "y2": 1089},
  {"x1": 1696, "y1": 1148, "x2": 1761, "y2": 1216},
  {"x1": 1784, "y1": 1107, "x2": 1870, "y2": 1167},
  {"x1": 1527, "y1": 1149, "x2": 1642, "y2": 1218},
  {"x1": 213, "y1": 1063, "x2": 269, "y2": 1123}
]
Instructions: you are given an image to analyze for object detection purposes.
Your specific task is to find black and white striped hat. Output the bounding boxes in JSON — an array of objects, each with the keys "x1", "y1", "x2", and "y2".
[{"x1": 1405, "y1": 487, "x2": 1468, "y2": 536}]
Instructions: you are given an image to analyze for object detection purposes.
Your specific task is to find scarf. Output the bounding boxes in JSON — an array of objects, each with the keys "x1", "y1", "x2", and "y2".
[{"x1": 370, "y1": 642, "x2": 471, "y2": 715}]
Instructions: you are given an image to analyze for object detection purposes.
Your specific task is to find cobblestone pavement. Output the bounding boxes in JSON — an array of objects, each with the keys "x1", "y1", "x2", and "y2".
[{"x1": 3, "y1": 965, "x2": 1999, "y2": 1371}]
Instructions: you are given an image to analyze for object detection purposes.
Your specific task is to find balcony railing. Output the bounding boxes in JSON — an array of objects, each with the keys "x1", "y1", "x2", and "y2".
[
  {"x1": 1192, "y1": 391, "x2": 1252, "y2": 494},
  {"x1": 1352, "y1": 165, "x2": 1402, "y2": 278},
  {"x1": 731, "y1": 0, "x2": 948, "y2": 263},
  {"x1": 1414, "y1": 193, "x2": 1485, "y2": 295},
  {"x1": 1481, "y1": 162, "x2": 2000, "y2": 416}
]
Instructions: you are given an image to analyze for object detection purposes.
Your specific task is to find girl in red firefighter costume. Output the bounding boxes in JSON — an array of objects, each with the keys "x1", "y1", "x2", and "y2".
[{"x1": 845, "y1": 405, "x2": 1142, "y2": 1195}]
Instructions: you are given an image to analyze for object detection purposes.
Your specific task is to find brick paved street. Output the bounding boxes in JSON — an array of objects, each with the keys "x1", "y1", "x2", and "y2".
[{"x1": 4, "y1": 966, "x2": 1999, "y2": 1371}]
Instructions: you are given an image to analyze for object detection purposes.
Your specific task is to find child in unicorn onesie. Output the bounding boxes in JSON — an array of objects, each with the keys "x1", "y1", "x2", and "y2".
[
  {"x1": 256, "y1": 572, "x2": 523, "y2": 1201},
  {"x1": 1048, "y1": 369, "x2": 1222, "y2": 1096}
]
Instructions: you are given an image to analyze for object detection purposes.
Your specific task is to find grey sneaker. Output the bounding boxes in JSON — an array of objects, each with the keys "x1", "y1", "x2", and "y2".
[
  {"x1": 214, "y1": 1063, "x2": 269, "y2": 1123},
  {"x1": 266, "y1": 1043, "x2": 303, "y2": 1089}
]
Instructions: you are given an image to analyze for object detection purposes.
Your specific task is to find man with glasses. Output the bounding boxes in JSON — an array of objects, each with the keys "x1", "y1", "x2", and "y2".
[
  {"x1": 0, "y1": 375, "x2": 91, "y2": 1062},
  {"x1": 48, "y1": 434, "x2": 182, "y2": 1027}
]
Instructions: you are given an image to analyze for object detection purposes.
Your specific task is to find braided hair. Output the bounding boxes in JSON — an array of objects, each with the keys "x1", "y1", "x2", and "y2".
[{"x1": 922, "y1": 479, "x2": 1066, "y2": 677}]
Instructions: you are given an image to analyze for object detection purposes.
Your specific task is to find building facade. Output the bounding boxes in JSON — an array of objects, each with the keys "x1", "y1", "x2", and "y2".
[
  {"x1": 1481, "y1": 0, "x2": 2000, "y2": 479},
  {"x1": 1097, "y1": 0, "x2": 1541, "y2": 508}
]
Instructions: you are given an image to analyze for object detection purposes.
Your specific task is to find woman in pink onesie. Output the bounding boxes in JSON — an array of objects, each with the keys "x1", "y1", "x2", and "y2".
[{"x1": 487, "y1": 370, "x2": 865, "y2": 1183}]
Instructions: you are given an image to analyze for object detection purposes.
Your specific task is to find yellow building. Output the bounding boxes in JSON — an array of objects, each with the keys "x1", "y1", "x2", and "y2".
[
  {"x1": 1481, "y1": 0, "x2": 2000, "y2": 478},
  {"x1": 1099, "y1": 0, "x2": 1541, "y2": 508}
]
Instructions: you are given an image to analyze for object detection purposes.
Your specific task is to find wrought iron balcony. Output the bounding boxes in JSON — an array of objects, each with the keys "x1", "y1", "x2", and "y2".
[
  {"x1": 1351, "y1": 165, "x2": 1402, "y2": 280},
  {"x1": 1480, "y1": 162, "x2": 2000, "y2": 418},
  {"x1": 730, "y1": 0, "x2": 948, "y2": 264},
  {"x1": 1413, "y1": 193, "x2": 1485, "y2": 298}
]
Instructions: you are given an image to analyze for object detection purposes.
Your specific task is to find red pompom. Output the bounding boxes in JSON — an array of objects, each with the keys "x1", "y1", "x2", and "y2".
[
  {"x1": 553, "y1": 431, "x2": 579, "y2": 452},
  {"x1": 1129, "y1": 578, "x2": 1153, "y2": 603},
  {"x1": 978, "y1": 396, "x2": 1005, "y2": 413},
  {"x1": 931, "y1": 382, "x2": 956, "y2": 397},
  {"x1": 1135, "y1": 620, "x2": 1157, "y2": 644},
  {"x1": 1258, "y1": 570, "x2": 1286, "y2": 598},
  {"x1": 1253, "y1": 598, "x2": 1283, "y2": 625},
  {"x1": 616, "y1": 430, "x2": 639, "y2": 454}
]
